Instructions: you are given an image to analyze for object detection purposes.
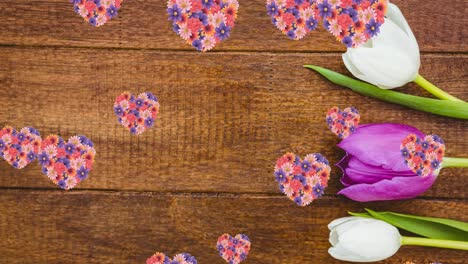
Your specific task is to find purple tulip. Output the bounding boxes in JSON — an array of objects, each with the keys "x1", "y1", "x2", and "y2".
[{"x1": 336, "y1": 123, "x2": 437, "y2": 202}]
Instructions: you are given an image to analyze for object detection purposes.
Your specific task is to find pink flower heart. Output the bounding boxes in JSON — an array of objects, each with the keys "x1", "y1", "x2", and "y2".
[
  {"x1": 326, "y1": 106, "x2": 360, "y2": 139},
  {"x1": 167, "y1": 0, "x2": 239, "y2": 51},
  {"x1": 266, "y1": 0, "x2": 388, "y2": 47},
  {"x1": 0, "y1": 126, "x2": 42, "y2": 169},
  {"x1": 38, "y1": 135, "x2": 96, "y2": 190},
  {"x1": 216, "y1": 233, "x2": 251, "y2": 264},
  {"x1": 114, "y1": 92, "x2": 160, "y2": 135},
  {"x1": 400, "y1": 134, "x2": 445, "y2": 177},
  {"x1": 71, "y1": 0, "x2": 124, "y2": 27},
  {"x1": 274, "y1": 153, "x2": 330, "y2": 206},
  {"x1": 146, "y1": 252, "x2": 197, "y2": 264}
]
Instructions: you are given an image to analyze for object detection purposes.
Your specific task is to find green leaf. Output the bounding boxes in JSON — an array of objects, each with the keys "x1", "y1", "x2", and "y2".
[
  {"x1": 348, "y1": 212, "x2": 373, "y2": 218},
  {"x1": 304, "y1": 65, "x2": 468, "y2": 120},
  {"x1": 365, "y1": 209, "x2": 468, "y2": 241}
]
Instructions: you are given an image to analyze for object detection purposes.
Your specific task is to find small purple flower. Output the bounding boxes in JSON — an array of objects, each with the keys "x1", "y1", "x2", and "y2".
[
  {"x1": 365, "y1": 19, "x2": 381, "y2": 37},
  {"x1": 58, "y1": 180, "x2": 67, "y2": 189},
  {"x1": 38, "y1": 153, "x2": 49, "y2": 166},
  {"x1": 301, "y1": 160, "x2": 311, "y2": 172},
  {"x1": 114, "y1": 105, "x2": 124, "y2": 116},
  {"x1": 294, "y1": 196, "x2": 302, "y2": 206},
  {"x1": 306, "y1": 17, "x2": 318, "y2": 31},
  {"x1": 106, "y1": 5, "x2": 118, "y2": 18},
  {"x1": 167, "y1": 4, "x2": 182, "y2": 22},
  {"x1": 135, "y1": 98, "x2": 144, "y2": 108},
  {"x1": 201, "y1": 0, "x2": 214, "y2": 9},
  {"x1": 267, "y1": 2, "x2": 279, "y2": 16},
  {"x1": 17, "y1": 133, "x2": 25, "y2": 142},
  {"x1": 215, "y1": 23, "x2": 231, "y2": 41},
  {"x1": 64, "y1": 143, "x2": 75, "y2": 155},
  {"x1": 318, "y1": 0, "x2": 333, "y2": 18},
  {"x1": 144, "y1": 117, "x2": 154, "y2": 128},
  {"x1": 89, "y1": 17, "x2": 97, "y2": 26},
  {"x1": 342, "y1": 36, "x2": 353, "y2": 47},
  {"x1": 27, "y1": 151, "x2": 36, "y2": 162},
  {"x1": 313, "y1": 184, "x2": 324, "y2": 197},
  {"x1": 267, "y1": 1, "x2": 279, "y2": 16},
  {"x1": 192, "y1": 39, "x2": 203, "y2": 51},
  {"x1": 274, "y1": 169, "x2": 287, "y2": 183},
  {"x1": 77, "y1": 167, "x2": 89, "y2": 181},
  {"x1": 345, "y1": 8, "x2": 359, "y2": 22}
]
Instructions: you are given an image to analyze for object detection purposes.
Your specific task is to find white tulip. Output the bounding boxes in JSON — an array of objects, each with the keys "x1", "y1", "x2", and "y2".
[
  {"x1": 342, "y1": 3, "x2": 420, "y2": 89},
  {"x1": 328, "y1": 217, "x2": 401, "y2": 262}
]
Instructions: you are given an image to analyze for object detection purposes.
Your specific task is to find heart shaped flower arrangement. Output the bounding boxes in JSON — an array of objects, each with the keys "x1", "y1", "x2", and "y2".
[
  {"x1": 0, "y1": 126, "x2": 42, "y2": 169},
  {"x1": 274, "y1": 152, "x2": 331, "y2": 206},
  {"x1": 114, "y1": 92, "x2": 160, "y2": 135},
  {"x1": 38, "y1": 135, "x2": 96, "y2": 190},
  {"x1": 71, "y1": 0, "x2": 124, "y2": 27},
  {"x1": 400, "y1": 134, "x2": 445, "y2": 177},
  {"x1": 146, "y1": 252, "x2": 197, "y2": 264},
  {"x1": 326, "y1": 106, "x2": 360, "y2": 139},
  {"x1": 167, "y1": 0, "x2": 239, "y2": 51},
  {"x1": 216, "y1": 233, "x2": 251, "y2": 264},
  {"x1": 266, "y1": 0, "x2": 388, "y2": 47}
]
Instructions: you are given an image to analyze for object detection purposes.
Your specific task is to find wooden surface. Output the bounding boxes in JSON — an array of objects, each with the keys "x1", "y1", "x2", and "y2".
[{"x1": 0, "y1": 0, "x2": 467, "y2": 263}]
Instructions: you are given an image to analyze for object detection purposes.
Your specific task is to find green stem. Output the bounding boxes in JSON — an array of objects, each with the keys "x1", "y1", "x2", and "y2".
[
  {"x1": 414, "y1": 74, "x2": 464, "y2": 102},
  {"x1": 304, "y1": 65, "x2": 468, "y2": 120},
  {"x1": 442, "y1": 157, "x2": 468, "y2": 168},
  {"x1": 401, "y1": 236, "x2": 468, "y2": 250}
]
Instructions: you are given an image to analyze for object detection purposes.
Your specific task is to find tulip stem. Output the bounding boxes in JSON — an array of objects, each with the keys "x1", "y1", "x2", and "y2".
[
  {"x1": 442, "y1": 157, "x2": 468, "y2": 168},
  {"x1": 414, "y1": 74, "x2": 464, "y2": 102},
  {"x1": 401, "y1": 236, "x2": 468, "y2": 250}
]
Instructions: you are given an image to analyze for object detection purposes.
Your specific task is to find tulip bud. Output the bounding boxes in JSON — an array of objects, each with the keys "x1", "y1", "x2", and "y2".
[
  {"x1": 342, "y1": 3, "x2": 420, "y2": 89},
  {"x1": 328, "y1": 217, "x2": 401, "y2": 262}
]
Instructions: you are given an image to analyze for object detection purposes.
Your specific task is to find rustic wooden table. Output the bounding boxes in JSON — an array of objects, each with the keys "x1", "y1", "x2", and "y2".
[{"x1": 0, "y1": 1, "x2": 466, "y2": 263}]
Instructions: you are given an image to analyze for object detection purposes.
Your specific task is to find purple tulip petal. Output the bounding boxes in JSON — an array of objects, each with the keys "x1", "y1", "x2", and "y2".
[
  {"x1": 338, "y1": 174, "x2": 437, "y2": 202},
  {"x1": 335, "y1": 123, "x2": 438, "y2": 202},
  {"x1": 337, "y1": 123, "x2": 424, "y2": 172},
  {"x1": 338, "y1": 154, "x2": 416, "y2": 187}
]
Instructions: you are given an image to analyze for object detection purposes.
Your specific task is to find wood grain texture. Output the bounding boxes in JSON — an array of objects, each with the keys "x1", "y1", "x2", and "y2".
[
  {"x1": 0, "y1": 190, "x2": 467, "y2": 264},
  {"x1": 0, "y1": 0, "x2": 467, "y2": 263},
  {"x1": 0, "y1": 0, "x2": 466, "y2": 52},
  {"x1": 0, "y1": 48, "x2": 466, "y2": 198}
]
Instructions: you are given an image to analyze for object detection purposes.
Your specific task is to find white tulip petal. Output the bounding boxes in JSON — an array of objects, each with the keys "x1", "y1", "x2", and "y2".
[
  {"x1": 328, "y1": 216, "x2": 358, "y2": 230},
  {"x1": 329, "y1": 244, "x2": 368, "y2": 262},
  {"x1": 386, "y1": 3, "x2": 420, "y2": 64},
  {"x1": 372, "y1": 19, "x2": 412, "y2": 56},
  {"x1": 349, "y1": 46, "x2": 416, "y2": 88},
  {"x1": 343, "y1": 49, "x2": 384, "y2": 86},
  {"x1": 387, "y1": 3, "x2": 416, "y2": 41},
  {"x1": 348, "y1": 49, "x2": 401, "y2": 88},
  {"x1": 343, "y1": 52, "x2": 369, "y2": 82},
  {"x1": 329, "y1": 229, "x2": 339, "y2": 246},
  {"x1": 338, "y1": 221, "x2": 400, "y2": 261},
  {"x1": 327, "y1": 218, "x2": 401, "y2": 262}
]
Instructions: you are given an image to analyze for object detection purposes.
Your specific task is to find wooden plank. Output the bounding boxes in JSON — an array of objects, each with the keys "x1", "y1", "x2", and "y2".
[
  {"x1": 0, "y1": 48, "x2": 467, "y2": 197},
  {"x1": 0, "y1": 0, "x2": 465, "y2": 52},
  {"x1": 0, "y1": 190, "x2": 466, "y2": 263}
]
